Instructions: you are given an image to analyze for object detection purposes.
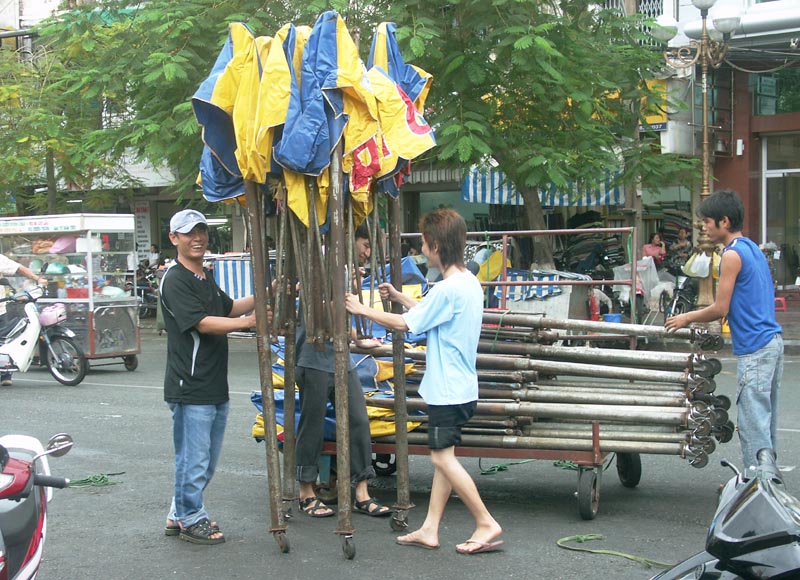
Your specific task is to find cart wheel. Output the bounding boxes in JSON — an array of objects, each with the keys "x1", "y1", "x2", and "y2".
[
  {"x1": 715, "y1": 421, "x2": 735, "y2": 444},
  {"x1": 341, "y1": 535, "x2": 355, "y2": 560},
  {"x1": 707, "y1": 358, "x2": 722, "y2": 376},
  {"x1": 281, "y1": 501, "x2": 293, "y2": 520},
  {"x1": 372, "y1": 453, "x2": 397, "y2": 476},
  {"x1": 711, "y1": 407, "x2": 729, "y2": 425},
  {"x1": 714, "y1": 394, "x2": 731, "y2": 411},
  {"x1": 274, "y1": 531, "x2": 290, "y2": 554},
  {"x1": 123, "y1": 355, "x2": 138, "y2": 371},
  {"x1": 577, "y1": 470, "x2": 600, "y2": 520},
  {"x1": 689, "y1": 451, "x2": 709, "y2": 469},
  {"x1": 699, "y1": 333, "x2": 724, "y2": 351},
  {"x1": 391, "y1": 510, "x2": 409, "y2": 532},
  {"x1": 615, "y1": 453, "x2": 642, "y2": 488},
  {"x1": 698, "y1": 437, "x2": 716, "y2": 455}
]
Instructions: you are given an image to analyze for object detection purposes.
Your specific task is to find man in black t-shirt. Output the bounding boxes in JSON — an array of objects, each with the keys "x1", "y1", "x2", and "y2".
[{"x1": 160, "y1": 209, "x2": 269, "y2": 546}]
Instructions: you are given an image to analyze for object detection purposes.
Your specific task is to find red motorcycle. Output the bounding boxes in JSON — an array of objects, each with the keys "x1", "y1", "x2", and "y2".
[{"x1": 0, "y1": 433, "x2": 72, "y2": 580}]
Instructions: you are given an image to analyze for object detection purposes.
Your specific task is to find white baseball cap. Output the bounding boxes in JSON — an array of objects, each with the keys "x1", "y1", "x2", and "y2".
[{"x1": 170, "y1": 209, "x2": 208, "y2": 234}]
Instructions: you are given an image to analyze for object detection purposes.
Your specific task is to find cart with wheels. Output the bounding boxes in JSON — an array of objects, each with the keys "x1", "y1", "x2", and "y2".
[{"x1": 0, "y1": 214, "x2": 141, "y2": 372}]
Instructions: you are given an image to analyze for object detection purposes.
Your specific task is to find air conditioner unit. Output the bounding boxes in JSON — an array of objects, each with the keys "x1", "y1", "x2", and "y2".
[{"x1": 660, "y1": 120, "x2": 696, "y2": 156}]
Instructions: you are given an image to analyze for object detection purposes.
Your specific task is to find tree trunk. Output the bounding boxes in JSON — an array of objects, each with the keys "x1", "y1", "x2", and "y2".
[
  {"x1": 46, "y1": 147, "x2": 57, "y2": 214},
  {"x1": 519, "y1": 188, "x2": 555, "y2": 269}
]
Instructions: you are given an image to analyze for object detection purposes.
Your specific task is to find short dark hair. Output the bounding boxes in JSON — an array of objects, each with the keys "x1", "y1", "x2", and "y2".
[
  {"x1": 354, "y1": 223, "x2": 370, "y2": 242},
  {"x1": 419, "y1": 208, "x2": 466, "y2": 270},
  {"x1": 648, "y1": 232, "x2": 661, "y2": 244},
  {"x1": 697, "y1": 189, "x2": 743, "y2": 232}
]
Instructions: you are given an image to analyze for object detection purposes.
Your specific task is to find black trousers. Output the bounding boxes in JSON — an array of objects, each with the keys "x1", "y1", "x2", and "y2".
[{"x1": 295, "y1": 366, "x2": 375, "y2": 485}]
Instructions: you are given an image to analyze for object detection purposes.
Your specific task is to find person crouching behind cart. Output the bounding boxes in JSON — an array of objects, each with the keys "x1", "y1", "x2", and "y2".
[
  {"x1": 345, "y1": 208, "x2": 503, "y2": 555},
  {"x1": 294, "y1": 223, "x2": 391, "y2": 519}
]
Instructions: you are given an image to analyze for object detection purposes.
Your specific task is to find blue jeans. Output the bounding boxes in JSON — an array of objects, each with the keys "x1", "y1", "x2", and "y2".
[
  {"x1": 736, "y1": 334, "x2": 783, "y2": 468},
  {"x1": 167, "y1": 401, "x2": 229, "y2": 527}
]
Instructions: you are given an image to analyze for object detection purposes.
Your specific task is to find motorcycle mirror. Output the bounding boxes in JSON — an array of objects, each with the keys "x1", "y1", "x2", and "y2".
[{"x1": 46, "y1": 433, "x2": 74, "y2": 458}]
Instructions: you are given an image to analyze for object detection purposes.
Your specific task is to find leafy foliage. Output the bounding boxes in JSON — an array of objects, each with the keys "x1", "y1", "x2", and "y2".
[
  {"x1": 388, "y1": 0, "x2": 698, "y2": 192},
  {"x1": 3, "y1": 0, "x2": 698, "y2": 226}
]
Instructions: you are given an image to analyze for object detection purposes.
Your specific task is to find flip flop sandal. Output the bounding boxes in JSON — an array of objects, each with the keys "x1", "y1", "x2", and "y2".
[
  {"x1": 179, "y1": 518, "x2": 225, "y2": 545},
  {"x1": 299, "y1": 497, "x2": 335, "y2": 518},
  {"x1": 353, "y1": 497, "x2": 392, "y2": 517}
]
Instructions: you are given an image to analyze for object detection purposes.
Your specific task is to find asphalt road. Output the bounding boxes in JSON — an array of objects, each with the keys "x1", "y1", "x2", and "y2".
[{"x1": 2, "y1": 330, "x2": 799, "y2": 580}]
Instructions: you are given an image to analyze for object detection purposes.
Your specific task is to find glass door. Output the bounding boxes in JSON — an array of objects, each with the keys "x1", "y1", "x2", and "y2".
[
  {"x1": 766, "y1": 174, "x2": 800, "y2": 288},
  {"x1": 763, "y1": 134, "x2": 800, "y2": 289}
]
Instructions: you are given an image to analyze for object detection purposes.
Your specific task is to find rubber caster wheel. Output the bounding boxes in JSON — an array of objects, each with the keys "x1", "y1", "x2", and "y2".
[
  {"x1": 715, "y1": 421, "x2": 735, "y2": 444},
  {"x1": 616, "y1": 453, "x2": 642, "y2": 488},
  {"x1": 699, "y1": 333, "x2": 724, "y2": 351},
  {"x1": 341, "y1": 535, "x2": 355, "y2": 560},
  {"x1": 391, "y1": 511, "x2": 409, "y2": 532},
  {"x1": 123, "y1": 355, "x2": 138, "y2": 371},
  {"x1": 714, "y1": 394, "x2": 731, "y2": 411},
  {"x1": 577, "y1": 470, "x2": 600, "y2": 520},
  {"x1": 689, "y1": 451, "x2": 709, "y2": 469},
  {"x1": 372, "y1": 453, "x2": 397, "y2": 476},
  {"x1": 274, "y1": 531, "x2": 290, "y2": 553}
]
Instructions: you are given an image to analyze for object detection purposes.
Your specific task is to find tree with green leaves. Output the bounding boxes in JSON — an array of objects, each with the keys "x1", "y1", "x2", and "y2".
[
  {"x1": 31, "y1": 0, "x2": 390, "y2": 206},
  {"x1": 11, "y1": 0, "x2": 697, "y2": 253},
  {"x1": 387, "y1": 0, "x2": 699, "y2": 265}
]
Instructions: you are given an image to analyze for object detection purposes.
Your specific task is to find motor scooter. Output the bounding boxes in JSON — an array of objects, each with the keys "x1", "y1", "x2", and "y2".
[
  {"x1": 663, "y1": 275, "x2": 698, "y2": 318},
  {"x1": 0, "y1": 433, "x2": 73, "y2": 580},
  {"x1": 125, "y1": 262, "x2": 159, "y2": 319},
  {"x1": 648, "y1": 448, "x2": 800, "y2": 580},
  {"x1": 0, "y1": 279, "x2": 88, "y2": 386}
]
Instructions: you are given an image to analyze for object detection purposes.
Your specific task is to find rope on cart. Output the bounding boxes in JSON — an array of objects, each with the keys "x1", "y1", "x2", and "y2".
[
  {"x1": 556, "y1": 534, "x2": 672, "y2": 569},
  {"x1": 478, "y1": 458, "x2": 534, "y2": 475},
  {"x1": 67, "y1": 472, "x2": 124, "y2": 488},
  {"x1": 488, "y1": 309, "x2": 511, "y2": 352}
]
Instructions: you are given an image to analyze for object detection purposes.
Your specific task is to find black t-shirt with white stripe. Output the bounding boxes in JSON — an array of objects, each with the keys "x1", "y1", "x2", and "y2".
[{"x1": 160, "y1": 260, "x2": 234, "y2": 405}]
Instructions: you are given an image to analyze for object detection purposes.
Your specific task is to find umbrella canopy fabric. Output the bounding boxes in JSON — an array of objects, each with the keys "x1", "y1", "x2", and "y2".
[{"x1": 191, "y1": 13, "x2": 436, "y2": 226}]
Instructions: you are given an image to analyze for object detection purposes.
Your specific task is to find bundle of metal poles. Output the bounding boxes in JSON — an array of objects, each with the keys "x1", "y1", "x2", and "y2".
[{"x1": 356, "y1": 315, "x2": 730, "y2": 469}]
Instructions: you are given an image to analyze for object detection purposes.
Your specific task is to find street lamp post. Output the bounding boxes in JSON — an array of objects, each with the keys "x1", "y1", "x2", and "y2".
[{"x1": 652, "y1": 0, "x2": 740, "y2": 307}]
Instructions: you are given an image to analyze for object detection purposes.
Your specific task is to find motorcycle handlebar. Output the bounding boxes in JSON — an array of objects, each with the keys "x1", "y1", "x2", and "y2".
[{"x1": 33, "y1": 474, "x2": 70, "y2": 489}]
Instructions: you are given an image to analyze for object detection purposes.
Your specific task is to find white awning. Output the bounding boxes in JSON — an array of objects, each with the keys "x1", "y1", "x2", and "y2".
[{"x1": 461, "y1": 167, "x2": 625, "y2": 207}]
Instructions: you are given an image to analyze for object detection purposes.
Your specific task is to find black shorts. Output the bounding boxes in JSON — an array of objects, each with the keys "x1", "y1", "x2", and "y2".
[{"x1": 427, "y1": 401, "x2": 477, "y2": 450}]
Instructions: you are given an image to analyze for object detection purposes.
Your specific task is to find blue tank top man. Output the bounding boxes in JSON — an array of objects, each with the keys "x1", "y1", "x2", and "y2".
[{"x1": 665, "y1": 189, "x2": 783, "y2": 468}]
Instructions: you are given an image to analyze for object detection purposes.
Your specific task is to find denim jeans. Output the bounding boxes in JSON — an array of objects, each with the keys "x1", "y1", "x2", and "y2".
[
  {"x1": 167, "y1": 401, "x2": 229, "y2": 527},
  {"x1": 736, "y1": 333, "x2": 783, "y2": 468}
]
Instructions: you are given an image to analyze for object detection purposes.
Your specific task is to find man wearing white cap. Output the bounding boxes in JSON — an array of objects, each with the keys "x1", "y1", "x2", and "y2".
[{"x1": 160, "y1": 208, "x2": 269, "y2": 545}]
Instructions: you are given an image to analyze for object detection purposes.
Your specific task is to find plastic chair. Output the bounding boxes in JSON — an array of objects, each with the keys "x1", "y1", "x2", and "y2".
[{"x1": 775, "y1": 296, "x2": 787, "y2": 312}]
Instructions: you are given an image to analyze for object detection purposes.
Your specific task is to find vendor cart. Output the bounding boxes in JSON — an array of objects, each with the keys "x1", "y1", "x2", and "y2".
[{"x1": 0, "y1": 214, "x2": 141, "y2": 371}]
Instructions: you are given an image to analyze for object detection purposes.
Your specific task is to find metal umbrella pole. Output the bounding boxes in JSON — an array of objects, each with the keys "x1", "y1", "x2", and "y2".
[
  {"x1": 388, "y1": 195, "x2": 414, "y2": 532},
  {"x1": 328, "y1": 142, "x2": 356, "y2": 559},
  {"x1": 480, "y1": 311, "x2": 713, "y2": 345},
  {"x1": 279, "y1": 211, "x2": 298, "y2": 520},
  {"x1": 244, "y1": 181, "x2": 289, "y2": 553},
  {"x1": 476, "y1": 340, "x2": 716, "y2": 375}
]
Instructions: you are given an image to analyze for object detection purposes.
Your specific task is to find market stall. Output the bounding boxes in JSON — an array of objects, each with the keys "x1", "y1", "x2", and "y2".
[{"x1": 0, "y1": 214, "x2": 141, "y2": 371}]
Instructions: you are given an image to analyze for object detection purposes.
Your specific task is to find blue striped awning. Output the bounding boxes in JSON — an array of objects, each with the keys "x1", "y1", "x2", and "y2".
[
  {"x1": 461, "y1": 168, "x2": 625, "y2": 207},
  {"x1": 213, "y1": 257, "x2": 254, "y2": 300}
]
